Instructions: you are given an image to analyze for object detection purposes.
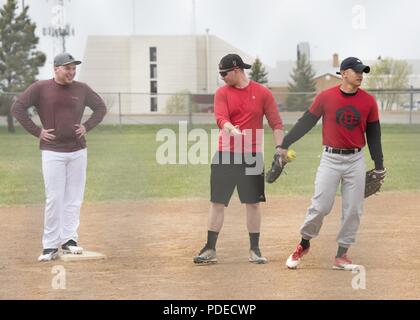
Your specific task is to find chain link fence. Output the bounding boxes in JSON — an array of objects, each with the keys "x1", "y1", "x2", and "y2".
[{"x1": 1, "y1": 89, "x2": 420, "y2": 129}]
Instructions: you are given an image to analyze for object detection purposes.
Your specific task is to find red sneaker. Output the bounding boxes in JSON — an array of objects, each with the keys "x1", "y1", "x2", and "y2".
[
  {"x1": 333, "y1": 253, "x2": 359, "y2": 271},
  {"x1": 286, "y1": 244, "x2": 310, "y2": 269}
]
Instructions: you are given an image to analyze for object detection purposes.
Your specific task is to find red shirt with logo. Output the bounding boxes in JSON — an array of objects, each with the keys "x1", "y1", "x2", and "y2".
[
  {"x1": 214, "y1": 80, "x2": 283, "y2": 153},
  {"x1": 309, "y1": 85, "x2": 379, "y2": 149}
]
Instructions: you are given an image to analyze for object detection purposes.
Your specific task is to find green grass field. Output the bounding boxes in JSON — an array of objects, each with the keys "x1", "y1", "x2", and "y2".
[{"x1": 0, "y1": 124, "x2": 419, "y2": 206}]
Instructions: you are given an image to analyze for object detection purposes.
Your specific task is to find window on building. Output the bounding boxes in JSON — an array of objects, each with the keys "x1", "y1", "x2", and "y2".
[
  {"x1": 151, "y1": 97, "x2": 158, "y2": 112},
  {"x1": 150, "y1": 64, "x2": 157, "y2": 79},
  {"x1": 150, "y1": 81, "x2": 158, "y2": 94},
  {"x1": 150, "y1": 47, "x2": 157, "y2": 62}
]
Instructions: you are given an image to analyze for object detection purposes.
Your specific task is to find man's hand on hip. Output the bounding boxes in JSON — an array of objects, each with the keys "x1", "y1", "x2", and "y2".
[
  {"x1": 39, "y1": 129, "x2": 56, "y2": 142},
  {"x1": 74, "y1": 124, "x2": 87, "y2": 138}
]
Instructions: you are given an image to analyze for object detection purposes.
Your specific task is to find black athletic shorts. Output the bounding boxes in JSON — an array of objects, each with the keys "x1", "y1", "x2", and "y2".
[{"x1": 210, "y1": 152, "x2": 266, "y2": 207}]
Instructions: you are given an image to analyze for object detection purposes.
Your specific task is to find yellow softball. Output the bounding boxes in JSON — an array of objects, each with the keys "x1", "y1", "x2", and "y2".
[{"x1": 287, "y1": 149, "x2": 297, "y2": 162}]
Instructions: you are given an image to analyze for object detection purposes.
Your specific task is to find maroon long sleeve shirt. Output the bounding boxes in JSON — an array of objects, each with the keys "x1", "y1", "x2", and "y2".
[{"x1": 11, "y1": 79, "x2": 107, "y2": 152}]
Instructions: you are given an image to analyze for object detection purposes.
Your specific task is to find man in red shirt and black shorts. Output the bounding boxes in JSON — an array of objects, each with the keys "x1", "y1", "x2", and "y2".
[
  {"x1": 193, "y1": 54, "x2": 284, "y2": 265},
  {"x1": 279, "y1": 57, "x2": 386, "y2": 270}
]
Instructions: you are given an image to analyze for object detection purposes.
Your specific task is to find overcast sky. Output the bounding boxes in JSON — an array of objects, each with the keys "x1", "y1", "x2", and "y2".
[{"x1": 2, "y1": 0, "x2": 420, "y2": 79}]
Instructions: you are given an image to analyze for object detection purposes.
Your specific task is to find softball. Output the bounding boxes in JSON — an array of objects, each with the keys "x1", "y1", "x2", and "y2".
[{"x1": 287, "y1": 149, "x2": 297, "y2": 162}]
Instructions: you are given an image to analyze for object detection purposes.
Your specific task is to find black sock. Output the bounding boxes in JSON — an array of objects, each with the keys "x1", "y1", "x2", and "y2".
[
  {"x1": 336, "y1": 246, "x2": 348, "y2": 258},
  {"x1": 300, "y1": 238, "x2": 310, "y2": 250},
  {"x1": 249, "y1": 233, "x2": 260, "y2": 250},
  {"x1": 206, "y1": 231, "x2": 219, "y2": 250}
]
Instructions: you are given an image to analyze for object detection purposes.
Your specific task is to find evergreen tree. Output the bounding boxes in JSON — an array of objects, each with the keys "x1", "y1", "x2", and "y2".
[
  {"x1": 0, "y1": 0, "x2": 46, "y2": 132},
  {"x1": 249, "y1": 57, "x2": 268, "y2": 84},
  {"x1": 286, "y1": 54, "x2": 316, "y2": 111}
]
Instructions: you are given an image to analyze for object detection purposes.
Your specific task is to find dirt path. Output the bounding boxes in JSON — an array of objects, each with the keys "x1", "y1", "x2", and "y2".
[{"x1": 1, "y1": 192, "x2": 419, "y2": 300}]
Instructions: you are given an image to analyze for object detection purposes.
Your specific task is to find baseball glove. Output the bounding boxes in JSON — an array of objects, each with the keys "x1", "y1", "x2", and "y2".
[
  {"x1": 266, "y1": 150, "x2": 296, "y2": 184},
  {"x1": 365, "y1": 168, "x2": 387, "y2": 198},
  {"x1": 266, "y1": 154, "x2": 284, "y2": 184}
]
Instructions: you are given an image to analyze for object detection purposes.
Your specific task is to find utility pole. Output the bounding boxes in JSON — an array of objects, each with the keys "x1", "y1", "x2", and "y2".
[
  {"x1": 43, "y1": 0, "x2": 75, "y2": 56},
  {"x1": 132, "y1": 0, "x2": 136, "y2": 35},
  {"x1": 205, "y1": 28, "x2": 211, "y2": 93},
  {"x1": 188, "y1": 0, "x2": 197, "y2": 131}
]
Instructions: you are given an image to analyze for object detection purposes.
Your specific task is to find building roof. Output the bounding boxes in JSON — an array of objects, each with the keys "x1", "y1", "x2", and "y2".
[{"x1": 313, "y1": 73, "x2": 341, "y2": 81}]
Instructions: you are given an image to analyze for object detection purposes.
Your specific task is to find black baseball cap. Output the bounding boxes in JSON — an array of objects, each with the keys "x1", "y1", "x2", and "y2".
[
  {"x1": 219, "y1": 54, "x2": 252, "y2": 71},
  {"x1": 336, "y1": 57, "x2": 370, "y2": 74},
  {"x1": 54, "y1": 52, "x2": 82, "y2": 67}
]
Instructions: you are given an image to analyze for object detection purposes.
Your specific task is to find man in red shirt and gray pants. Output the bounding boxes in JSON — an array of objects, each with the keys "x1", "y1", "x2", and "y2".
[
  {"x1": 12, "y1": 53, "x2": 107, "y2": 262},
  {"x1": 193, "y1": 54, "x2": 284, "y2": 265},
  {"x1": 279, "y1": 57, "x2": 386, "y2": 270}
]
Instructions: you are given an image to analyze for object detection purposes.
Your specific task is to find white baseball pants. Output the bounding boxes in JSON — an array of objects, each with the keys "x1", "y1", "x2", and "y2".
[
  {"x1": 300, "y1": 149, "x2": 366, "y2": 248},
  {"x1": 41, "y1": 149, "x2": 87, "y2": 249}
]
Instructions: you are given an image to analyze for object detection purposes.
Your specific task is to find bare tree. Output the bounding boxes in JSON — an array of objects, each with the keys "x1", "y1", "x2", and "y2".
[{"x1": 365, "y1": 58, "x2": 412, "y2": 111}]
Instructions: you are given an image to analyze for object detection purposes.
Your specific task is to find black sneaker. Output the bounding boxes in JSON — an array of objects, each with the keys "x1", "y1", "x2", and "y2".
[
  {"x1": 61, "y1": 240, "x2": 83, "y2": 254},
  {"x1": 38, "y1": 248, "x2": 59, "y2": 262}
]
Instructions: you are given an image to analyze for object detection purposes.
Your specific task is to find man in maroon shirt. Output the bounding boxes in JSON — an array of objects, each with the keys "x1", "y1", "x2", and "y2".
[
  {"x1": 193, "y1": 54, "x2": 284, "y2": 265},
  {"x1": 278, "y1": 57, "x2": 386, "y2": 270},
  {"x1": 11, "y1": 53, "x2": 107, "y2": 262}
]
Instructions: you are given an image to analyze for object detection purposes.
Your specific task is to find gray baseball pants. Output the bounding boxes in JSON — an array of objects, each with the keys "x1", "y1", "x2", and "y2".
[{"x1": 300, "y1": 148, "x2": 366, "y2": 248}]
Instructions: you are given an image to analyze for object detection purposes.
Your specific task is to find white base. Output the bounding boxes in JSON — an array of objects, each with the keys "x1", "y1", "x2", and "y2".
[{"x1": 59, "y1": 251, "x2": 107, "y2": 262}]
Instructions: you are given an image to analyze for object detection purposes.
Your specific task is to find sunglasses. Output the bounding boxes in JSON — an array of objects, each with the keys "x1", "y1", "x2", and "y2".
[{"x1": 219, "y1": 68, "x2": 235, "y2": 77}]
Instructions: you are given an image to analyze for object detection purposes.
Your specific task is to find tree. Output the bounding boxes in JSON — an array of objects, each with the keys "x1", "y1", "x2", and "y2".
[
  {"x1": 166, "y1": 90, "x2": 198, "y2": 114},
  {"x1": 286, "y1": 54, "x2": 316, "y2": 111},
  {"x1": 364, "y1": 58, "x2": 412, "y2": 111},
  {"x1": 249, "y1": 57, "x2": 268, "y2": 84},
  {"x1": 0, "y1": 0, "x2": 46, "y2": 132}
]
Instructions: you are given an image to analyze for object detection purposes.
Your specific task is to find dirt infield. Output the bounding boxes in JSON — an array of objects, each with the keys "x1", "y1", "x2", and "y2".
[{"x1": 1, "y1": 192, "x2": 419, "y2": 300}]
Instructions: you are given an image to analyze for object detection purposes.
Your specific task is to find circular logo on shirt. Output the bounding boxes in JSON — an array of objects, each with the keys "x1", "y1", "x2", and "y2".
[{"x1": 336, "y1": 105, "x2": 361, "y2": 130}]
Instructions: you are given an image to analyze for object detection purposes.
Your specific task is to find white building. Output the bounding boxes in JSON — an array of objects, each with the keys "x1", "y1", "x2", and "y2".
[{"x1": 79, "y1": 35, "x2": 253, "y2": 114}]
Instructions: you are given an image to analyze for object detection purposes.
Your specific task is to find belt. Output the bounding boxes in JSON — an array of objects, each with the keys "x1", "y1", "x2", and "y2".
[{"x1": 325, "y1": 146, "x2": 362, "y2": 155}]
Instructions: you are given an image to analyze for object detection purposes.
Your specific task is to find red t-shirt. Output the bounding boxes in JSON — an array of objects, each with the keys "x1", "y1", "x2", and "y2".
[
  {"x1": 309, "y1": 85, "x2": 379, "y2": 149},
  {"x1": 214, "y1": 80, "x2": 283, "y2": 153}
]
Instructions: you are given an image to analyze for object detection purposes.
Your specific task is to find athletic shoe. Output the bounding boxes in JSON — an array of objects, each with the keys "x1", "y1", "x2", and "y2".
[
  {"x1": 61, "y1": 240, "x2": 83, "y2": 255},
  {"x1": 38, "y1": 248, "x2": 59, "y2": 262},
  {"x1": 249, "y1": 248, "x2": 268, "y2": 264},
  {"x1": 286, "y1": 244, "x2": 310, "y2": 269},
  {"x1": 193, "y1": 246, "x2": 217, "y2": 264},
  {"x1": 332, "y1": 254, "x2": 360, "y2": 271}
]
